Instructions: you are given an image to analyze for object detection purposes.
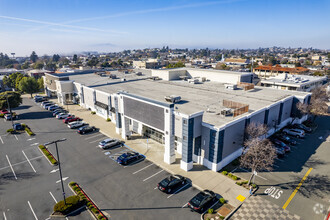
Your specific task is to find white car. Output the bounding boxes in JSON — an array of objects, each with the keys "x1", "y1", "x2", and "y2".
[
  {"x1": 98, "y1": 138, "x2": 122, "y2": 149},
  {"x1": 68, "y1": 121, "x2": 87, "y2": 129},
  {"x1": 56, "y1": 113, "x2": 72, "y2": 119},
  {"x1": 282, "y1": 128, "x2": 305, "y2": 138}
]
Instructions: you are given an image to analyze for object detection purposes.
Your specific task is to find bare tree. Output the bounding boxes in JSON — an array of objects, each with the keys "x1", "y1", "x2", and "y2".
[
  {"x1": 296, "y1": 85, "x2": 329, "y2": 122},
  {"x1": 240, "y1": 139, "x2": 277, "y2": 185},
  {"x1": 245, "y1": 122, "x2": 268, "y2": 139}
]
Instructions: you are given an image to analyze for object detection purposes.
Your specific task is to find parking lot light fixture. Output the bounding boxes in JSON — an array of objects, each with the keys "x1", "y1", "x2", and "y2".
[{"x1": 44, "y1": 138, "x2": 67, "y2": 204}]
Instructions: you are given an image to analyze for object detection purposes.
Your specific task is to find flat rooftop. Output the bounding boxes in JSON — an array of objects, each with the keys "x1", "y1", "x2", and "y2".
[
  {"x1": 68, "y1": 72, "x2": 308, "y2": 127},
  {"x1": 261, "y1": 74, "x2": 326, "y2": 86}
]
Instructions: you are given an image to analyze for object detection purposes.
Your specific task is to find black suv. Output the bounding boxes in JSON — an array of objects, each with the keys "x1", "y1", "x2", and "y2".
[
  {"x1": 158, "y1": 175, "x2": 186, "y2": 193},
  {"x1": 188, "y1": 190, "x2": 216, "y2": 213},
  {"x1": 77, "y1": 126, "x2": 96, "y2": 134}
]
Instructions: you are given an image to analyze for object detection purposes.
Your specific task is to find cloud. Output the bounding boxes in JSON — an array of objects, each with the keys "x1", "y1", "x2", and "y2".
[{"x1": 0, "y1": 15, "x2": 127, "y2": 34}]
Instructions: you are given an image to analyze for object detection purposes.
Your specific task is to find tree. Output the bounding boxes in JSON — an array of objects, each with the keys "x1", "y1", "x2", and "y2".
[
  {"x1": 87, "y1": 57, "x2": 99, "y2": 67},
  {"x1": 3, "y1": 72, "x2": 24, "y2": 89},
  {"x1": 240, "y1": 138, "x2": 277, "y2": 185},
  {"x1": 33, "y1": 61, "x2": 44, "y2": 69},
  {"x1": 15, "y1": 74, "x2": 25, "y2": 90},
  {"x1": 52, "y1": 54, "x2": 60, "y2": 62},
  {"x1": 30, "y1": 51, "x2": 38, "y2": 63},
  {"x1": 37, "y1": 77, "x2": 44, "y2": 90},
  {"x1": 45, "y1": 62, "x2": 57, "y2": 71},
  {"x1": 21, "y1": 61, "x2": 30, "y2": 69},
  {"x1": 296, "y1": 85, "x2": 329, "y2": 122},
  {"x1": 0, "y1": 91, "x2": 22, "y2": 109},
  {"x1": 18, "y1": 77, "x2": 40, "y2": 98},
  {"x1": 73, "y1": 54, "x2": 78, "y2": 63}
]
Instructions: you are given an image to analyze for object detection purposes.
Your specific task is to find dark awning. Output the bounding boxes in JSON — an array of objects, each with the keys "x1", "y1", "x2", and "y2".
[{"x1": 95, "y1": 101, "x2": 108, "y2": 110}]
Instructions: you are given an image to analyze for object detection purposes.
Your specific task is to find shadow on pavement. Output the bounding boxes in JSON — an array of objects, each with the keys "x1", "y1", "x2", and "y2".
[
  {"x1": 13, "y1": 105, "x2": 32, "y2": 110},
  {"x1": 19, "y1": 111, "x2": 52, "y2": 120}
]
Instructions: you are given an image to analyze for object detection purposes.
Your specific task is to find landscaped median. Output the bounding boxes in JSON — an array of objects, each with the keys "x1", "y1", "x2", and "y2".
[
  {"x1": 38, "y1": 145, "x2": 58, "y2": 165},
  {"x1": 69, "y1": 181, "x2": 109, "y2": 220},
  {"x1": 22, "y1": 123, "x2": 35, "y2": 136},
  {"x1": 6, "y1": 123, "x2": 35, "y2": 136}
]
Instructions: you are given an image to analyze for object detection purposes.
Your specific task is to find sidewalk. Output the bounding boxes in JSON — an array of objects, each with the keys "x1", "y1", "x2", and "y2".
[{"x1": 54, "y1": 101, "x2": 249, "y2": 207}]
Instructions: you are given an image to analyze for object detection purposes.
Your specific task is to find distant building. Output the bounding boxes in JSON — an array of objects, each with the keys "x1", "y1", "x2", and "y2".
[
  {"x1": 133, "y1": 59, "x2": 162, "y2": 69},
  {"x1": 260, "y1": 73, "x2": 326, "y2": 92},
  {"x1": 254, "y1": 65, "x2": 309, "y2": 78},
  {"x1": 27, "y1": 69, "x2": 52, "y2": 78}
]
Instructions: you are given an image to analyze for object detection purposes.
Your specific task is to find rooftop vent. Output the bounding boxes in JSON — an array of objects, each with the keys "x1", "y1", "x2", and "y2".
[{"x1": 165, "y1": 95, "x2": 181, "y2": 103}]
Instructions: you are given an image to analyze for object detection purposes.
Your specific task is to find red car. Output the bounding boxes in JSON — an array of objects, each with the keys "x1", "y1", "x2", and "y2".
[
  {"x1": 0, "y1": 109, "x2": 9, "y2": 115},
  {"x1": 63, "y1": 117, "x2": 80, "y2": 124}
]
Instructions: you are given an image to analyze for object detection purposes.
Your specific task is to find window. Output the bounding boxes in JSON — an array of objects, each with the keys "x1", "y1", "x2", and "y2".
[
  {"x1": 166, "y1": 109, "x2": 168, "y2": 113},
  {"x1": 183, "y1": 136, "x2": 187, "y2": 140},
  {"x1": 183, "y1": 120, "x2": 187, "y2": 125},
  {"x1": 166, "y1": 131, "x2": 168, "y2": 135}
]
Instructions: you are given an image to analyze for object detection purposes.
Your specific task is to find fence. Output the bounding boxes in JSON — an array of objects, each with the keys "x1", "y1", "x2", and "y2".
[
  {"x1": 223, "y1": 100, "x2": 249, "y2": 117},
  {"x1": 237, "y1": 82, "x2": 255, "y2": 91}
]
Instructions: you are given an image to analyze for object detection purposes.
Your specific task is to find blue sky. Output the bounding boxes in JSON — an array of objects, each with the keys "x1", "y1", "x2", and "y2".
[{"x1": 0, "y1": 0, "x2": 329, "y2": 56}]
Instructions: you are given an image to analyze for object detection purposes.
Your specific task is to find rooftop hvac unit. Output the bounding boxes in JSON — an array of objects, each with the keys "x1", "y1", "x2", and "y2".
[
  {"x1": 188, "y1": 78, "x2": 199, "y2": 84},
  {"x1": 220, "y1": 108, "x2": 232, "y2": 116},
  {"x1": 135, "y1": 72, "x2": 142, "y2": 76},
  {"x1": 225, "y1": 84, "x2": 237, "y2": 90},
  {"x1": 165, "y1": 95, "x2": 181, "y2": 103}
]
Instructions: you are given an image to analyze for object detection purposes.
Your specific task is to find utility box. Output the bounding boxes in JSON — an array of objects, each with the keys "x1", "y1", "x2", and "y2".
[
  {"x1": 165, "y1": 95, "x2": 181, "y2": 103},
  {"x1": 225, "y1": 84, "x2": 237, "y2": 90}
]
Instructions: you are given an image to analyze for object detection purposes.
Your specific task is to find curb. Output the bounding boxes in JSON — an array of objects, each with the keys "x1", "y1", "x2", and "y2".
[{"x1": 37, "y1": 146, "x2": 56, "y2": 166}]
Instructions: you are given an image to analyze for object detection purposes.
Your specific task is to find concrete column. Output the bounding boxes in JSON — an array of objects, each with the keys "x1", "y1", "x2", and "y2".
[
  {"x1": 121, "y1": 116, "x2": 130, "y2": 139},
  {"x1": 164, "y1": 107, "x2": 175, "y2": 164}
]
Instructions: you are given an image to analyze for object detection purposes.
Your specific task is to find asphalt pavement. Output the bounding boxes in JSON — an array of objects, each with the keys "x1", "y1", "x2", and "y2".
[{"x1": 0, "y1": 97, "x2": 208, "y2": 220}]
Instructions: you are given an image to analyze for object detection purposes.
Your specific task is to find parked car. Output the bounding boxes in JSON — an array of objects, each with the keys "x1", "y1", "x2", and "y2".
[
  {"x1": 98, "y1": 138, "x2": 123, "y2": 149},
  {"x1": 188, "y1": 190, "x2": 217, "y2": 213},
  {"x1": 116, "y1": 152, "x2": 144, "y2": 165},
  {"x1": 34, "y1": 96, "x2": 47, "y2": 102},
  {"x1": 272, "y1": 139, "x2": 291, "y2": 152},
  {"x1": 276, "y1": 147, "x2": 285, "y2": 157},
  {"x1": 68, "y1": 121, "x2": 87, "y2": 129},
  {"x1": 273, "y1": 134, "x2": 297, "y2": 145},
  {"x1": 41, "y1": 101, "x2": 52, "y2": 107},
  {"x1": 48, "y1": 105, "x2": 61, "y2": 111},
  {"x1": 282, "y1": 128, "x2": 305, "y2": 138},
  {"x1": 63, "y1": 117, "x2": 80, "y2": 124},
  {"x1": 56, "y1": 113, "x2": 72, "y2": 119},
  {"x1": 0, "y1": 109, "x2": 9, "y2": 115},
  {"x1": 77, "y1": 126, "x2": 96, "y2": 134},
  {"x1": 157, "y1": 175, "x2": 187, "y2": 193},
  {"x1": 4, "y1": 113, "x2": 18, "y2": 120},
  {"x1": 53, "y1": 110, "x2": 67, "y2": 117},
  {"x1": 291, "y1": 124, "x2": 312, "y2": 133}
]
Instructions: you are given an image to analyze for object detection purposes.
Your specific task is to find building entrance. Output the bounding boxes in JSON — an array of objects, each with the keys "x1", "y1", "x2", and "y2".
[{"x1": 143, "y1": 125, "x2": 164, "y2": 144}]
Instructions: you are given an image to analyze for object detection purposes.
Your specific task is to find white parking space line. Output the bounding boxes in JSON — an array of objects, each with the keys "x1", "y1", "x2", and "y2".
[
  {"x1": 84, "y1": 133, "x2": 103, "y2": 140},
  {"x1": 49, "y1": 191, "x2": 58, "y2": 203},
  {"x1": 154, "y1": 187, "x2": 158, "y2": 190},
  {"x1": 0, "y1": 136, "x2": 3, "y2": 144},
  {"x1": 167, "y1": 184, "x2": 188, "y2": 198},
  {"x1": 27, "y1": 138, "x2": 36, "y2": 141},
  {"x1": 182, "y1": 202, "x2": 188, "y2": 208},
  {"x1": 0, "y1": 155, "x2": 44, "y2": 171},
  {"x1": 28, "y1": 201, "x2": 38, "y2": 220},
  {"x1": 3, "y1": 212, "x2": 7, "y2": 220},
  {"x1": 89, "y1": 137, "x2": 106, "y2": 144},
  {"x1": 133, "y1": 164, "x2": 153, "y2": 174},
  {"x1": 22, "y1": 150, "x2": 36, "y2": 173},
  {"x1": 30, "y1": 143, "x2": 39, "y2": 146},
  {"x1": 276, "y1": 158, "x2": 284, "y2": 162},
  {"x1": 56, "y1": 177, "x2": 69, "y2": 183},
  {"x1": 14, "y1": 135, "x2": 18, "y2": 140},
  {"x1": 6, "y1": 155, "x2": 17, "y2": 180},
  {"x1": 143, "y1": 170, "x2": 164, "y2": 182}
]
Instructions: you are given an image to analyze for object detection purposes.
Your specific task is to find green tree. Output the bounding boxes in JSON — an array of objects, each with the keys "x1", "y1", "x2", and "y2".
[
  {"x1": 73, "y1": 54, "x2": 78, "y2": 63},
  {"x1": 30, "y1": 51, "x2": 38, "y2": 63},
  {"x1": 15, "y1": 74, "x2": 25, "y2": 90},
  {"x1": 52, "y1": 54, "x2": 60, "y2": 62},
  {"x1": 37, "y1": 77, "x2": 44, "y2": 90},
  {"x1": 33, "y1": 61, "x2": 44, "y2": 69},
  {"x1": 87, "y1": 57, "x2": 99, "y2": 67},
  {"x1": 18, "y1": 77, "x2": 39, "y2": 98},
  {"x1": 0, "y1": 91, "x2": 22, "y2": 109},
  {"x1": 45, "y1": 62, "x2": 56, "y2": 71},
  {"x1": 21, "y1": 62, "x2": 30, "y2": 69},
  {"x1": 3, "y1": 72, "x2": 23, "y2": 88}
]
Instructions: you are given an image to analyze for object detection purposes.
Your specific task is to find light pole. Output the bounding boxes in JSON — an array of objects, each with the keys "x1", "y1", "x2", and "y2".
[{"x1": 44, "y1": 138, "x2": 67, "y2": 204}]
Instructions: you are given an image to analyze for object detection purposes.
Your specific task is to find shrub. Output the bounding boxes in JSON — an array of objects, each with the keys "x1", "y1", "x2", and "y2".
[
  {"x1": 39, "y1": 145, "x2": 58, "y2": 165},
  {"x1": 236, "y1": 182, "x2": 242, "y2": 186},
  {"x1": 69, "y1": 181, "x2": 76, "y2": 186},
  {"x1": 25, "y1": 127, "x2": 35, "y2": 136},
  {"x1": 228, "y1": 173, "x2": 233, "y2": 178},
  {"x1": 106, "y1": 118, "x2": 111, "y2": 122},
  {"x1": 91, "y1": 111, "x2": 96, "y2": 115},
  {"x1": 221, "y1": 171, "x2": 228, "y2": 175},
  {"x1": 0, "y1": 113, "x2": 4, "y2": 117},
  {"x1": 232, "y1": 175, "x2": 238, "y2": 180},
  {"x1": 220, "y1": 216, "x2": 225, "y2": 219},
  {"x1": 7, "y1": 128, "x2": 14, "y2": 133},
  {"x1": 98, "y1": 214, "x2": 104, "y2": 219},
  {"x1": 208, "y1": 208, "x2": 213, "y2": 214},
  {"x1": 219, "y1": 198, "x2": 226, "y2": 204},
  {"x1": 53, "y1": 195, "x2": 81, "y2": 214},
  {"x1": 242, "y1": 181, "x2": 248, "y2": 184},
  {"x1": 252, "y1": 183, "x2": 257, "y2": 188},
  {"x1": 89, "y1": 204, "x2": 94, "y2": 210},
  {"x1": 91, "y1": 207, "x2": 99, "y2": 214}
]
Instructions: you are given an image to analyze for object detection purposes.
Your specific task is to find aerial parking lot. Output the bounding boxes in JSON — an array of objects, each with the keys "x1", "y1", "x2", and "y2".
[
  {"x1": 233, "y1": 116, "x2": 330, "y2": 220},
  {"x1": 0, "y1": 97, "x2": 218, "y2": 220}
]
